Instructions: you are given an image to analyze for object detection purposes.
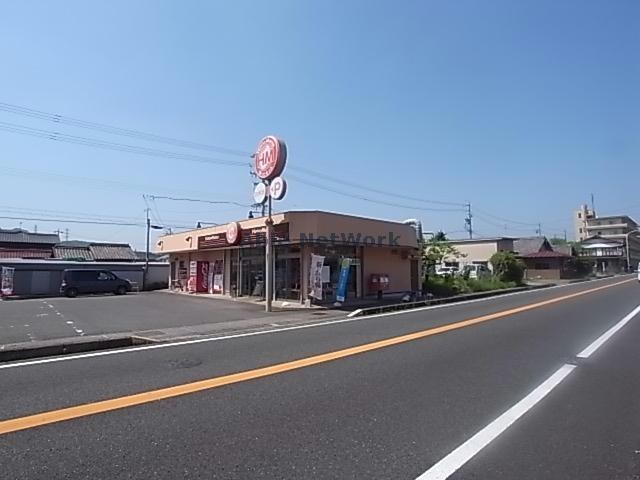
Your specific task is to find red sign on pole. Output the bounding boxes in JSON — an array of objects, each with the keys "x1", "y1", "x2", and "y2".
[{"x1": 254, "y1": 136, "x2": 287, "y2": 180}]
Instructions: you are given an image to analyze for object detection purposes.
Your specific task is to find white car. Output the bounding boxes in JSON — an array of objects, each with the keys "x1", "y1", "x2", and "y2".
[
  {"x1": 464, "y1": 264, "x2": 491, "y2": 279},
  {"x1": 435, "y1": 265, "x2": 459, "y2": 276}
]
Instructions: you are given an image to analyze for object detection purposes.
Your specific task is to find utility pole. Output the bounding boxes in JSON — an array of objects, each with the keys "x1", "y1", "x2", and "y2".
[
  {"x1": 537, "y1": 223, "x2": 542, "y2": 237},
  {"x1": 591, "y1": 193, "x2": 596, "y2": 215},
  {"x1": 464, "y1": 203, "x2": 473, "y2": 239},
  {"x1": 144, "y1": 208, "x2": 151, "y2": 291},
  {"x1": 564, "y1": 229, "x2": 567, "y2": 242},
  {"x1": 65, "y1": 228, "x2": 69, "y2": 241}
]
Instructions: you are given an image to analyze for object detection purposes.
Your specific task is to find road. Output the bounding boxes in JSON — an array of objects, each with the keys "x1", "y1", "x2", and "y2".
[{"x1": 0, "y1": 276, "x2": 638, "y2": 479}]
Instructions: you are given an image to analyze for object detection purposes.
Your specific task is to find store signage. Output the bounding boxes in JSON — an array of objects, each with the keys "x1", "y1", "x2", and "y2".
[
  {"x1": 226, "y1": 222, "x2": 241, "y2": 245},
  {"x1": 254, "y1": 136, "x2": 287, "y2": 180},
  {"x1": 253, "y1": 182, "x2": 268, "y2": 204},
  {"x1": 269, "y1": 176, "x2": 287, "y2": 200},
  {"x1": 198, "y1": 223, "x2": 290, "y2": 249}
]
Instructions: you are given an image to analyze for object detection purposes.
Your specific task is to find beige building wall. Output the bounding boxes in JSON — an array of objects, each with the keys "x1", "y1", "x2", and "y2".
[
  {"x1": 362, "y1": 247, "x2": 412, "y2": 294},
  {"x1": 444, "y1": 239, "x2": 514, "y2": 269}
]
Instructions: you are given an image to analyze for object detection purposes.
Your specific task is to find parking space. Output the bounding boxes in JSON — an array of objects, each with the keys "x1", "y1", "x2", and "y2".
[{"x1": 0, "y1": 292, "x2": 319, "y2": 346}]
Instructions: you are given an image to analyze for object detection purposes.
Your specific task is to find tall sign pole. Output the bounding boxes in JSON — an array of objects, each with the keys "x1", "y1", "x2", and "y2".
[{"x1": 253, "y1": 136, "x2": 288, "y2": 313}]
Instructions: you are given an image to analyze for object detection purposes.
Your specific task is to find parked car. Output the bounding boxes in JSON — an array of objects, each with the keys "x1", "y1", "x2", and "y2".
[
  {"x1": 464, "y1": 264, "x2": 491, "y2": 279},
  {"x1": 637, "y1": 262, "x2": 640, "y2": 282},
  {"x1": 435, "y1": 265, "x2": 459, "y2": 276},
  {"x1": 60, "y1": 269, "x2": 132, "y2": 298}
]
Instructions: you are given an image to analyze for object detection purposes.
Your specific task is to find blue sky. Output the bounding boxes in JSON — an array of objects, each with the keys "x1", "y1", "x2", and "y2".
[{"x1": 0, "y1": 0, "x2": 638, "y2": 248}]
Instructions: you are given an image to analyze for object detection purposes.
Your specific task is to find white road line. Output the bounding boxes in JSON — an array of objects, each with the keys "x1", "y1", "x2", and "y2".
[
  {"x1": 0, "y1": 276, "x2": 628, "y2": 371},
  {"x1": 577, "y1": 304, "x2": 640, "y2": 359},
  {"x1": 416, "y1": 364, "x2": 576, "y2": 480}
]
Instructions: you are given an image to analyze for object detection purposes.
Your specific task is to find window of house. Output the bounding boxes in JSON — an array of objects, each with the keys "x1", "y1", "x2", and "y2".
[
  {"x1": 577, "y1": 213, "x2": 582, "y2": 219},
  {"x1": 579, "y1": 228, "x2": 582, "y2": 233}
]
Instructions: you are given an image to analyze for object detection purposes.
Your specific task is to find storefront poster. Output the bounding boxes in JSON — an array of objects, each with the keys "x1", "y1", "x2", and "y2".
[
  {"x1": 335, "y1": 258, "x2": 351, "y2": 303},
  {"x1": 309, "y1": 254, "x2": 325, "y2": 300}
]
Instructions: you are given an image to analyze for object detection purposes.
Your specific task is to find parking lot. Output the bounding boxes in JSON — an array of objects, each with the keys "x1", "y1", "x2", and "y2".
[{"x1": 0, "y1": 292, "x2": 333, "y2": 346}]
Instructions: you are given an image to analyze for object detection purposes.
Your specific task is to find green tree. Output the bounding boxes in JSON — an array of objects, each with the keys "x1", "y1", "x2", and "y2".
[
  {"x1": 432, "y1": 230, "x2": 448, "y2": 242},
  {"x1": 489, "y1": 251, "x2": 525, "y2": 284}
]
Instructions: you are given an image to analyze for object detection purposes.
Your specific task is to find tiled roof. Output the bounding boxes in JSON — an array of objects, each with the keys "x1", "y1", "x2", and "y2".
[
  {"x1": 89, "y1": 244, "x2": 137, "y2": 261},
  {"x1": 514, "y1": 237, "x2": 551, "y2": 255},
  {"x1": 0, "y1": 229, "x2": 60, "y2": 245},
  {"x1": 0, "y1": 248, "x2": 52, "y2": 259},
  {"x1": 53, "y1": 246, "x2": 93, "y2": 260},
  {"x1": 520, "y1": 250, "x2": 570, "y2": 258},
  {"x1": 53, "y1": 242, "x2": 137, "y2": 261}
]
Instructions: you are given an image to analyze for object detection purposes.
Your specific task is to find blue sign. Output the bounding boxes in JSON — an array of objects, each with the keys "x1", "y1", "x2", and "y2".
[{"x1": 335, "y1": 258, "x2": 351, "y2": 303}]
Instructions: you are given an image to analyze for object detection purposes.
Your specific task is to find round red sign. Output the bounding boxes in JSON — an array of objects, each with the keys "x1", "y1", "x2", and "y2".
[
  {"x1": 254, "y1": 136, "x2": 287, "y2": 180},
  {"x1": 226, "y1": 222, "x2": 240, "y2": 245}
]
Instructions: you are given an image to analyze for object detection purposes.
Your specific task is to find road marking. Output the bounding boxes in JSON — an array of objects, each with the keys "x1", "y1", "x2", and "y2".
[
  {"x1": 0, "y1": 279, "x2": 631, "y2": 435},
  {"x1": 577, "y1": 304, "x2": 640, "y2": 358},
  {"x1": 0, "y1": 277, "x2": 632, "y2": 371},
  {"x1": 416, "y1": 364, "x2": 576, "y2": 480}
]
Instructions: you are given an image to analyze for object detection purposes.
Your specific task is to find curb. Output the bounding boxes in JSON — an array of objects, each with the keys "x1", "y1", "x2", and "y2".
[
  {"x1": 347, "y1": 284, "x2": 553, "y2": 318},
  {"x1": 0, "y1": 334, "x2": 150, "y2": 363}
]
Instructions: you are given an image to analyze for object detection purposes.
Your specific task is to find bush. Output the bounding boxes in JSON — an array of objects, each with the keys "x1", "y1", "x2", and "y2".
[
  {"x1": 423, "y1": 275, "x2": 516, "y2": 297},
  {"x1": 489, "y1": 251, "x2": 525, "y2": 284}
]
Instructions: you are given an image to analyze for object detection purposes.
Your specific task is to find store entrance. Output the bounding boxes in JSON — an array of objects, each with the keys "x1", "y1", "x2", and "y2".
[{"x1": 240, "y1": 254, "x2": 265, "y2": 297}]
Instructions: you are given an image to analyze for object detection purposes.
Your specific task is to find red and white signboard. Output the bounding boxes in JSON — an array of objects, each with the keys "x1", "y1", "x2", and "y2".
[
  {"x1": 269, "y1": 176, "x2": 287, "y2": 200},
  {"x1": 254, "y1": 136, "x2": 287, "y2": 180},
  {"x1": 226, "y1": 221, "x2": 240, "y2": 245}
]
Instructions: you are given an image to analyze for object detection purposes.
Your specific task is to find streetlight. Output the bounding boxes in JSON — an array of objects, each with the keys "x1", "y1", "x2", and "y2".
[{"x1": 144, "y1": 209, "x2": 164, "y2": 290}]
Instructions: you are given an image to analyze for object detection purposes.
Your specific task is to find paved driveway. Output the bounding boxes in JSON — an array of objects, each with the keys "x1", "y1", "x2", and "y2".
[{"x1": 0, "y1": 293, "x2": 325, "y2": 345}]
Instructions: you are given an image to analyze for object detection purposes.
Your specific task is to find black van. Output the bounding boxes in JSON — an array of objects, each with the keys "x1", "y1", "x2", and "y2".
[{"x1": 60, "y1": 269, "x2": 132, "y2": 298}]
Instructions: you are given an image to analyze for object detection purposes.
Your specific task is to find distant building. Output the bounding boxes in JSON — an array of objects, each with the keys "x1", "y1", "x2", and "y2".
[
  {"x1": 574, "y1": 204, "x2": 596, "y2": 241},
  {"x1": 0, "y1": 228, "x2": 59, "y2": 259}
]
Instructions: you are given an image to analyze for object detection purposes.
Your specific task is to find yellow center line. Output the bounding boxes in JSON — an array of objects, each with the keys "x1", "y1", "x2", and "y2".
[{"x1": 0, "y1": 278, "x2": 632, "y2": 436}]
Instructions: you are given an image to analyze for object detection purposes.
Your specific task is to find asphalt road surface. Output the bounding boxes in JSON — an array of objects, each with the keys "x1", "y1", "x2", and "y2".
[
  {"x1": 0, "y1": 292, "x2": 317, "y2": 345},
  {"x1": 1, "y1": 276, "x2": 638, "y2": 479}
]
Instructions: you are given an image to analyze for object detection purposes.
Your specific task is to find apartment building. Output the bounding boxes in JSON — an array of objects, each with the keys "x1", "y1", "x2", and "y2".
[{"x1": 574, "y1": 204, "x2": 596, "y2": 241}]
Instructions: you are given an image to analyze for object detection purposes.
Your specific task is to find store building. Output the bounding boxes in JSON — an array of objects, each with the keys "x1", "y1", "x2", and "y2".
[{"x1": 155, "y1": 210, "x2": 421, "y2": 304}]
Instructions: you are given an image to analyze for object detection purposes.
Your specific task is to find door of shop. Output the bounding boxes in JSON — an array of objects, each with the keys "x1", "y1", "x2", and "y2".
[{"x1": 240, "y1": 256, "x2": 264, "y2": 298}]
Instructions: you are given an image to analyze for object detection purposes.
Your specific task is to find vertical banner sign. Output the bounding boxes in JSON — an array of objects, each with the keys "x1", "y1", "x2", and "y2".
[
  {"x1": 1, "y1": 267, "x2": 15, "y2": 296},
  {"x1": 309, "y1": 254, "x2": 325, "y2": 300},
  {"x1": 335, "y1": 258, "x2": 351, "y2": 303}
]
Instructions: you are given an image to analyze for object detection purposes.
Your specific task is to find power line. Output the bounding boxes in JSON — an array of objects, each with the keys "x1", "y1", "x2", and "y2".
[
  {"x1": 0, "y1": 102, "x2": 252, "y2": 157},
  {"x1": 0, "y1": 121, "x2": 249, "y2": 168},
  {"x1": 0, "y1": 102, "x2": 467, "y2": 208},
  {"x1": 287, "y1": 174, "x2": 467, "y2": 213},
  {"x1": 148, "y1": 195, "x2": 250, "y2": 208},
  {"x1": 288, "y1": 165, "x2": 465, "y2": 207}
]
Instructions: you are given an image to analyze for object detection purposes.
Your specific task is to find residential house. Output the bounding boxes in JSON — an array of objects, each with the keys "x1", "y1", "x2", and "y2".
[
  {"x1": 514, "y1": 236, "x2": 574, "y2": 280},
  {"x1": 0, "y1": 228, "x2": 59, "y2": 259},
  {"x1": 579, "y1": 214, "x2": 640, "y2": 272}
]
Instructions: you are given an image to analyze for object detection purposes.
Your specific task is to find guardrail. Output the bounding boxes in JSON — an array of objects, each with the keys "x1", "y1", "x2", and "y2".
[{"x1": 347, "y1": 284, "x2": 553, "y2": 318}]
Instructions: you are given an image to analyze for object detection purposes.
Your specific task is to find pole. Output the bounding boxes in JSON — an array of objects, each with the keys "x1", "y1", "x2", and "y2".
[
  {"x1": 144, "y1": 208, "x2": 150, "y2": 291},
  {"x1": 626, "y1": 231, "x2": 631, "y2": 272},
  {"x1": 465, "y1": 203, "x2": 473, "y2": 239},
  {"x1": 265, "y1": 188, "x2": 273, "y2": 312}
]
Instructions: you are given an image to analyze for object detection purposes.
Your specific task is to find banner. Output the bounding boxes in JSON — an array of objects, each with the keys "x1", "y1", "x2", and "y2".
[
  {"x1": 309, "y1": 254, "x2": 325, "y2": 300},
  {"x1": 335, "y1": 258, "x2": 351, "y2": 303},
  {"x1": 1, "y1": 267, "x2": 15, "y2": 296}
]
